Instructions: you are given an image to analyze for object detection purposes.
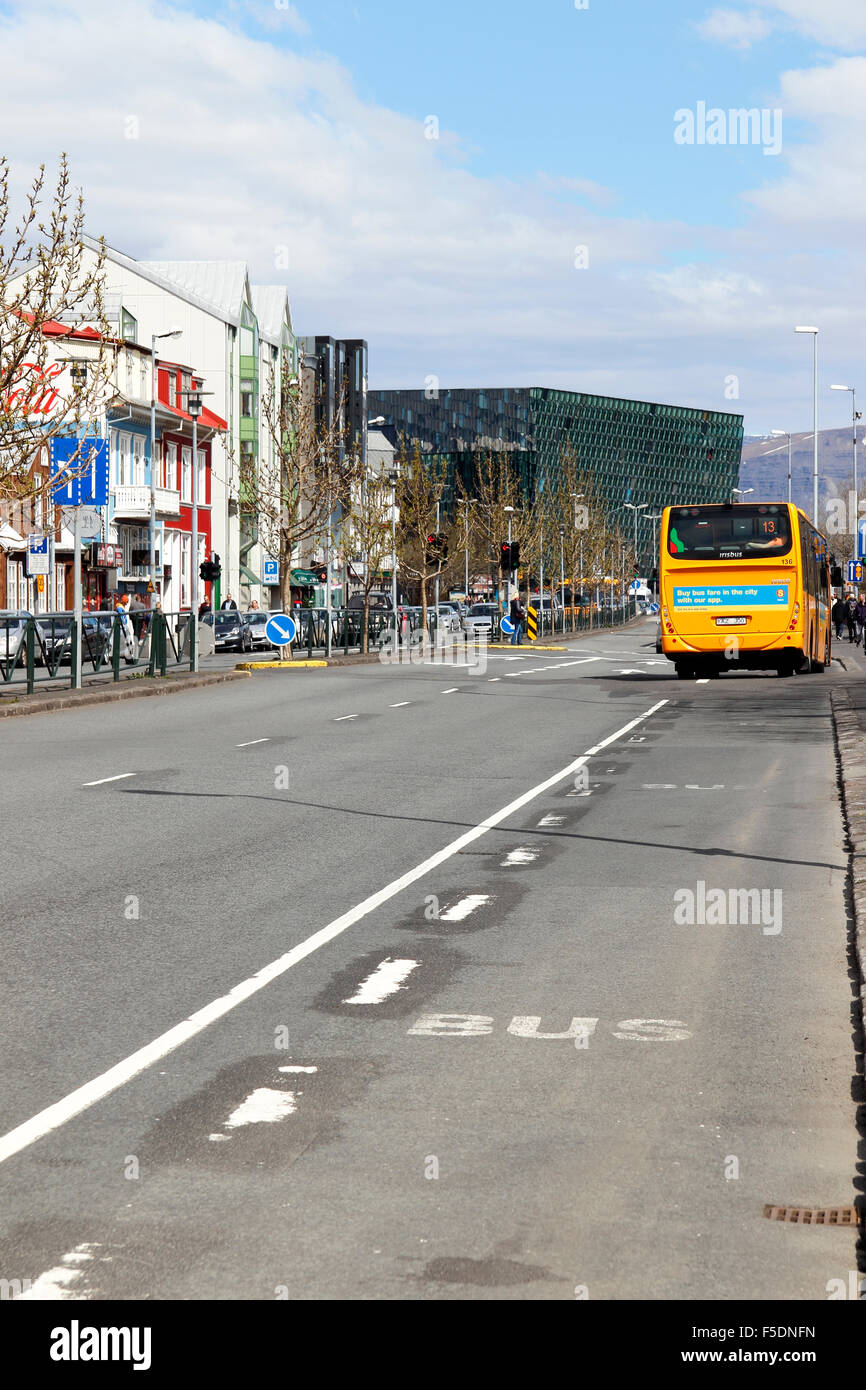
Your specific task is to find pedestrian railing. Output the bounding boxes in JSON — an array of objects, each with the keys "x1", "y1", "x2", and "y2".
[{"x1": 0, "y1": 611, "x2": 198, "y2": 694}]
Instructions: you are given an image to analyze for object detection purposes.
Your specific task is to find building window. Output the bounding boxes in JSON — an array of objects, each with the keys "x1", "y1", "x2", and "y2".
[
  {"x1": 132, "y1": 436, "x2": 145, "y2": 486},
  {"x1": 181, "y1": 446, "x2": 192, "y2": 503},
  {"x1": 197, "y1": 448, "x2": 206, "y2": 504},
  {"x1": 164, "y1": 441, "x2": 177, "y2": 490},
  {"x1": 117, "y1": 433, "x2": 132, "y2": 486},
  {"x1": 180, "y1": 533, "x2": 191, "y2": 609}
]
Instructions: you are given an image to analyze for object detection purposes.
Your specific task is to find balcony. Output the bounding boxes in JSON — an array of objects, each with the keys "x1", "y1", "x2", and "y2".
[{"x1": 113, "y1": 485, "x2": 181, "y2": 519}]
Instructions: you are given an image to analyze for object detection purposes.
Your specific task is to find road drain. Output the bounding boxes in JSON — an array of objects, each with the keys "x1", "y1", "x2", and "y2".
[{"x1": 763, "y1": 1204, "x2": 861, "y2": 1226}]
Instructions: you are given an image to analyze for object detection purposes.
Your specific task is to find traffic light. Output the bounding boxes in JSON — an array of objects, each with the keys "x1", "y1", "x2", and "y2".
[
  {"x1": 425, "y1": 533, "x2": 448, "y2": 566},
  {"x1": 500, "y1": 541, "x2": 520, "y2": 571},
  {"x1": 200, "y1": 553, "x2": 222, "y2": 583},
  {"x1": 313, "y1": 565, "x2": 327, "y2": 583}
]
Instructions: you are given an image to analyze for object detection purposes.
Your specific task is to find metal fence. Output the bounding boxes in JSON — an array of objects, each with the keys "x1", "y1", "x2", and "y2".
[{"x1": 0, "y1": 611, "x2": 196, "y2": 693}]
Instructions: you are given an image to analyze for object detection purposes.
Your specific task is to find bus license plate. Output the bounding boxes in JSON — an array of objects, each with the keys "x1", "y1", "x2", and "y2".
[{"x1": 715, "y1": 616, "x2": 747, "y2": 626}]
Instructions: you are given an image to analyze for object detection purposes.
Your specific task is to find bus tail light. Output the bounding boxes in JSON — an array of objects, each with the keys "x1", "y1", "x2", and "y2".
[
  {"x1": 662, "y1": 606, "x2": 674, "y2": 634},
  {"x1": 788, "y1": 603, "x2": 799, "y2": 631}
]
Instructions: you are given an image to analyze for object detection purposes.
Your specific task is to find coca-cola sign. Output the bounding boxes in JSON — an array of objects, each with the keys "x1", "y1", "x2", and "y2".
[{"x1": 3, "y1": 360, "x2": 66, "y2": 416}]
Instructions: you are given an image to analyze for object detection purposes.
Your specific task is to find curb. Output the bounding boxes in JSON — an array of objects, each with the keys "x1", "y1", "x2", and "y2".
[
  {"x1": 487, "y1": 643, "x2": 568, "y2": 652},
  {"x1": 236, "y1": 659, "x2": 328, "y2": 670},
  {"x1": 0, "y1": 669, "x2": 250, "y2": 718},
  {"x1": 829, "y1": 688, "x2": 866, "y2": 1021}
]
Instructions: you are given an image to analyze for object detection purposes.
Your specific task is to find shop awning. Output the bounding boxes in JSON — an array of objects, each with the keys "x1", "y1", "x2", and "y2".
[
  {"x1": 239, "y1": 563, "x2": 261, "y2": 586},
  {"x1": 291, "y1": 568, "x2": 319, "y2": 585}
]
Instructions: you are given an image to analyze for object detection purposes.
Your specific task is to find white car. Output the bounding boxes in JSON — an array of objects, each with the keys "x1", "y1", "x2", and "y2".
[
  {"x1": 462, "y1": 603, "x2": 500, "y2": 639},
  {"x1": 0, "y1": 610, "x2": 30, "y2": 665},
  {"x1": 436, "y1": 602, "x2": 463, "y2": 634}
]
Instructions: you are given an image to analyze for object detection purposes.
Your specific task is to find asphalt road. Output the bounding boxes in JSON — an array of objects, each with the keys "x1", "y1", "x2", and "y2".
[{"x1": 0, "y1": 620, "x2": 861, "y2": 1300}]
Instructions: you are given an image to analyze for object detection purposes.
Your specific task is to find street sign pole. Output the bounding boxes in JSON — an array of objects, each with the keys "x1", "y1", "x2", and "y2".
[{"x1": 73, "y1": 505, "x2": 83, "y2": 690}]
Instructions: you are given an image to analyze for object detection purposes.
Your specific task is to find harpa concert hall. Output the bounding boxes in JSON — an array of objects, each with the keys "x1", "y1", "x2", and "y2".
[{"x1": 369, "y1": 387, "x2": 744, "y2": 567}]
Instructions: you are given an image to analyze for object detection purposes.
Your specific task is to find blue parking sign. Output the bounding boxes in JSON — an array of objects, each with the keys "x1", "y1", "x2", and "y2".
[
  {"x1": 50, "y1": 437, "x2": 109, "y2": 506},
  {"x1": 263, "y1": 558, "x2": 279, "y2": 583}
]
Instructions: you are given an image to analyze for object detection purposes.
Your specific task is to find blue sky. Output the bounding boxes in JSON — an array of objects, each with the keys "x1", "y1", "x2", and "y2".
[{"x1": 2, "y1": 0, "x2": 865, "y2": 434}]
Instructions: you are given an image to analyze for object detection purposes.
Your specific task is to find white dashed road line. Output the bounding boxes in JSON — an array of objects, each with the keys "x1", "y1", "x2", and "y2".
[
  {"x1": 501, "y1": 846, "x2": 541, "y2": 866},
  {"x1": 343, "y1": 958, "x2": 420, "y2": 1004},
  {"x1": 0, "y1": 697, "x2": 667, "y2": 1166},
  {"x1": 441, "y1": 687, "x2": 459, "y2": 694},
  {"x1": 334, "y1": 714, "x2": 358, "y2": 722},
  {"x1": 389, "y1": 702, "x2": 411, "y2": 707},
  {"x1": 537, "y1": 814, "x2": 565, "y2": 827},
  {"x1": 236, "y1": 739, "x2": 270, "y2": 747},
  {"x1": 440, "y1": 894, "x2": 491, "y2": 921},
  {"x1": 82, "y1": 773, "x2": 135, "y2": 787}
]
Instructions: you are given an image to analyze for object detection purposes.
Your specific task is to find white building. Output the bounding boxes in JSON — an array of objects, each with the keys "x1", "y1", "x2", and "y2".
[{"x1": 78, "y1": 238, "x2": 294, "y2": 607}]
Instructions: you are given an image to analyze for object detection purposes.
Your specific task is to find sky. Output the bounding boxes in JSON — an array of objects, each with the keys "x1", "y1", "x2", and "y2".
[{"x1": 1, "y1": 0, "x2": 864, "y2": 434}]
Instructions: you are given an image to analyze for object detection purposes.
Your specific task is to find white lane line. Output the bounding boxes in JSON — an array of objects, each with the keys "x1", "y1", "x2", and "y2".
[
  {"x1": 685, "y1": 784, "x2": 724, "y2": 790},
  {"x1": 537, "y1": 813, "x2": 565, "y2": 827},
  {"x1": 343, "y1": 958, "x2": 419, "y2": 1004},
  {"x1": 487, "y1": 677, "x2": 501, "y2": 682},
  {"x1": 334, "y1": 714, "x2": 358, "y2": 721},
  {"x1": 389, "y1": 702, "x2": 411, "y2": 707},
  {"x1": 17, "y1": 1243, "x2": 100, "y2": 1300},
  {"x1": 0, "y1": 697, "x2": 668, "y2": 1166},
  {"x1": 236, "y1": 739, "x2": 269, "y2": 747},
  {"x1": 278, "y1": 1065, "x2": 318, "y2": 1074},
  {"x1": 501, "y1": 846, "x2": 540, "y2": 866},
  {"x1": 696, "y1": 679, "x2": 709, "y2": 684},
  {"x1": 643, "y1": 783, "x2": 677, "y2": 789},
  {"x1": 82, "y1": 773, "x2": 135, "y2": 787},
  {"x1": 440, "y1": 894, "x2": 491, "y2": 921},
  {"x1": 209, "y1": 1087, "x2": 299, "y2": 1141},
  {"x1": 441, "y1": 687, "x2": 459, "y2": 694}
]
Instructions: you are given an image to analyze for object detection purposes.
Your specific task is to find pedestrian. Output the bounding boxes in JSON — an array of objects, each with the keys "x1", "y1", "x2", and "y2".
[
  {"x1": 846, "y1": 594, "x2": 858, "y2": 643},
  {"x1": 115, "y1": 593, "x2": 137, "y2": 664},
  {"x1": 856, "y1": 595, "x2": 866, "y2": 646},
  {"x1": 128, "y1": 590, "x2": 145, "y2": 638},
  {"x1": 509, "y1": 594, "x2": 525, "y2": 645},
  {"x1": 832, "y1": 594, "x2": 847, "y2": 641},
  {"x1": 249, "y1": 599, "x2": 260, "y2": 610},
  {"x1": 198, "y1": 597, "x2": 211, "y2": 619},
  {"x1": 222, "y1": 592, "x2": 238, "y2": 610}
]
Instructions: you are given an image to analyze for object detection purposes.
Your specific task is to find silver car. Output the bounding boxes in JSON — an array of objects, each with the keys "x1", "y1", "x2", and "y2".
[
  {"x1": 462, "y1": 603, "x2": 500, "y2": 639},
  {"x1": 0, "y1": 610, "x2": 30, "y2": 666},
  {"x1": 436, "y1": 602, "x2": 463, "y2": 634}
]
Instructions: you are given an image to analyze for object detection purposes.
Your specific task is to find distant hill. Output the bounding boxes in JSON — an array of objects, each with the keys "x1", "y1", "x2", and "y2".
[{"x1": 739, "y1": 429, "x2": 861, "y2": 514}]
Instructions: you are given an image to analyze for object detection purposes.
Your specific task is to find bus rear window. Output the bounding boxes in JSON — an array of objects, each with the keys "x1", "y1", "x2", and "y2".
[{"x1": 667, "y1": 506, "x2": 792, "y2": 561}]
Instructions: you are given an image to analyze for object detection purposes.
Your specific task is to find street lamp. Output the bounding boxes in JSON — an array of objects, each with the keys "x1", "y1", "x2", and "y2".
[
  {"x1": 732, "y1": 487, "x2": 754, "y2": 502},
  {"x1": 623, "y1": 501, "x2": 647, "y2": 566},
  {"x1": 795, "y1": 326, "x2": 819, "y2": 524},
  {"x1": 559, "y1": 526, "x2": 565, "y2": 631},
  {"x1": 645, "y1": 512, "x2": 662, "y2": 601},
  {"x1": 386, "y1": 465, "x2": 400, "y2": 636},
  {"x1": 831, "y1": 384, "x2": 860, "y2": 552},
  {"x1": 150, "y1": 328, "x2": 183, "y2": 598},
  {"x1": 457, "y1": 498, "x2": 475, "y2": 604},
  {"x1": 769, "y1": 430, "x2": 793, "y2": 504}
]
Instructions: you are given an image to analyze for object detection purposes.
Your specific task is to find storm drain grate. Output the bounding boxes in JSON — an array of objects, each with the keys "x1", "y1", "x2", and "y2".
[{"x1": 763, "y1": 1204, "x2": 861, "y2": 1226}]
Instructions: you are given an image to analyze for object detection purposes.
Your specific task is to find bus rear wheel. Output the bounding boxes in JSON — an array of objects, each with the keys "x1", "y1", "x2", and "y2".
[
  {"x1": 777, "y1": 657, "x2": 797, "y2": 677},
  {"x1": 676, "y1": 663, "x2": 695, "y2": 680}
]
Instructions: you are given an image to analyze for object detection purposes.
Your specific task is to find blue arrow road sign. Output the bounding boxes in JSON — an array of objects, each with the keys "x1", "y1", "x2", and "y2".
[
  {"x1": 500, "y1": 617, "x2": 515, "y2": 635},
  {"x1": 50, "y1": 437, "x2": 109, "y2": 506},
  {"x1": 858, "y1": 519, "x2": 866, "y2": 561},
  {"x1": 266, "y1": 614, "x2": 297, "y2": 647},
  {"x1": 847, "y1": 561, "x2": 864, "y2": 584}
]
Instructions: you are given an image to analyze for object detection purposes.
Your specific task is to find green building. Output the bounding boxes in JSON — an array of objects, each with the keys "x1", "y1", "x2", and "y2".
[{"x1": 370, "y1": 386, "x2": 743, "y2": 568}]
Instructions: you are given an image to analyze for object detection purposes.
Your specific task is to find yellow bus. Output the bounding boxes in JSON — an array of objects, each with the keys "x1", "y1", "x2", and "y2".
[{"x1": 658, "y1": 501, "x2": 835, "y2": 679}]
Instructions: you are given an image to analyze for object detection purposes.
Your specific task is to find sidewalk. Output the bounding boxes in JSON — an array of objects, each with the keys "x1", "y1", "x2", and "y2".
[
  {"x1": 0, "y1": 667, "x2": 249, "y2": 718},
  {"x1": 829, "y1": 638, "x2": 866, "y2": 1031}
]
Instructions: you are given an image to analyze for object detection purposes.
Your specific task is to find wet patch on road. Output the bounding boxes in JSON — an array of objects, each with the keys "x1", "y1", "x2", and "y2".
[
  {"x1": 313, "y1": 945, "x2": 469, "y2": 1017},
  {"x1": 421, "y1": 1254, "x2": 555, "y2": 1287},
  {"x1": 136, "y1": 1055, "x2": 381, "y2": 1172}
]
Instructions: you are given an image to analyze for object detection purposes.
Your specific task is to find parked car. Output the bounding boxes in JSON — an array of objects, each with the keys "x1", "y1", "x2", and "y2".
[
  {"x1": 462, "y1": 603, "x2": 500, "y2": 639},
  {"x1": 0, "y1": 610, "x2": 30, "y2": 666},
  {"x1": 436, "y1": 602, "x2": 463, "y2": 633},
  {"x1": 241, "y1": 611, "x2": 274, "y2": 650},
  {"x1": 35, "y1": 615, "x2": 114, "y2": 666},
  {"x1": 213, "y1": 610, "x2": 253, "y2": 652},
  {"x1": 347, "y1": 591, "x2": 393, "y2": 611}
]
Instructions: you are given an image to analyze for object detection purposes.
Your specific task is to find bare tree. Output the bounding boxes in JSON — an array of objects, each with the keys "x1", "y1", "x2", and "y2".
[
  {"x1": 0, "y1": 156, "x2": 112, "y2": 511},
  {"x1": 255, "y1": 354, "x2": 362, "y2": 626},
  {"x1": 345, "y1": 467, "x2": 397, "y2": 653},
  {"x1": 394, "y1": 442, "x2": 453, "y2": 640}
]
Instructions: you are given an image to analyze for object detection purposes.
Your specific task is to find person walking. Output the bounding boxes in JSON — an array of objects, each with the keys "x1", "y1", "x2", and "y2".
[
  {"x1": 832, "y1": 594, "x2": 847, "y2": 641},
  {"x1": 846, "y1": 593, "x2": 858, "y2": 643},
  {"x1": 221, "y1": 593, "x2": 238, "y2": 610},
  {"x1": 198, "y1": 597, "x2": 211, "y2": 619},
  {"x1": 856, "y1": 595, "x2": 866, "y2": 647},
  {"x1": 509, "y1": 594, "x2": 525, "y2": 646},
  {"x1": 115, "y1": 593, "x2": 137, "y2": 664}
]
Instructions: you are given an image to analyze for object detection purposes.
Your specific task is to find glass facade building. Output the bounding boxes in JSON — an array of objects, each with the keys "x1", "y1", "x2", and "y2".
[{"x1": 370, "y1": 386, "x2": 743, "y2": 564}]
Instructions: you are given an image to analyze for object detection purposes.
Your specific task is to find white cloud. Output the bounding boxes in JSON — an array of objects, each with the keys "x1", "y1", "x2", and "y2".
[
  {"x1": 0, "y1": 0, "x2": 864, "y2": 434},
  {"x1": 754, "y1": 0, "x2": 866, "y2": 48},
  {"x1": 696, "y1": 8, "x2": 771, "y2": 51}
]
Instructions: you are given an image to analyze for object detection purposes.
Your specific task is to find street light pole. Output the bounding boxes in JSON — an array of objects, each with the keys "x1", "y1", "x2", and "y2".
[
  {"x1": 831, "y1": 385, "x2": 859, "y2": 556},
  {"x1": 149, "y1": 328, "x2": 182, "y2": 600},
  {"x1": 796, "y1": 327, "x2": 819, "y2": 524}
]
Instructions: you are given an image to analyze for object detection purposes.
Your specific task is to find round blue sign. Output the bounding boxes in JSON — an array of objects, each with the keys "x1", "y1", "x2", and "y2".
[
  {"x1": 500, "y1": 617, "x2": 515, "y2": 635},
  {"x1": 265, "y1": 614, "x2": 297, "y2": 647}
]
